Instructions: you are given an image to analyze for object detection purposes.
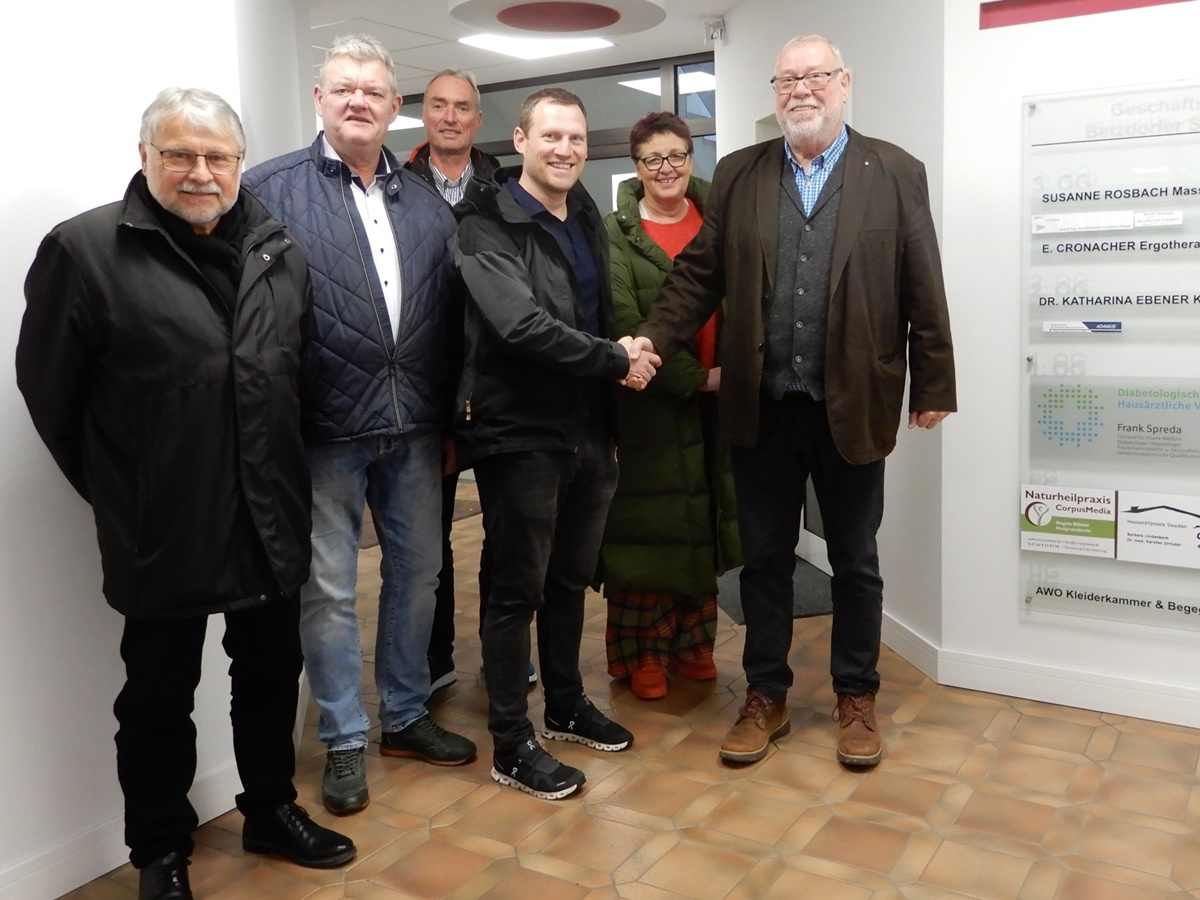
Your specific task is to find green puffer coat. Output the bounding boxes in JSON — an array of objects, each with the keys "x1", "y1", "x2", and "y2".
[{"x1": 600, "y1": 175, "x2": 741, "y2": 596}]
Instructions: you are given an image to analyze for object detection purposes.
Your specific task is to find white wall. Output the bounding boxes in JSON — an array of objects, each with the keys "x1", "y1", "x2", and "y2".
[
  {"x1": 717, "y1": 0, "x2": 949, "y2": 656},
  {"x1": 939, "y1": 1, "x2": 1200, "y2": 723},
  {"x1": 0, "y1": 2, "x2": 307, "y2": 897}
]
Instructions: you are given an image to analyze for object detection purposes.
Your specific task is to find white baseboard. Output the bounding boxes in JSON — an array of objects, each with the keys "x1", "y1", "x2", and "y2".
[
  {"x1": 882, "y1": 611, "x2": 1200, "y2": 729},
  {"x1": 0, "y1": 764, "x2": 241, "y2": 900},
  {"x1": 881, "y1": 614, "x2": 940, "y2": 681}
]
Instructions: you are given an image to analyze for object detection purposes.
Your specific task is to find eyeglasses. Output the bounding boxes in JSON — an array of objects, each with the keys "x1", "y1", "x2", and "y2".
[
  {"x1": 151, "y1": 145, "x2": 243, "y2": 176},
  {"x1": 770, "y1": 68, "x2": 844, "y2": 94},
  {"x1": 635, "y1": 151, "x2": 691, "y2": 171}
]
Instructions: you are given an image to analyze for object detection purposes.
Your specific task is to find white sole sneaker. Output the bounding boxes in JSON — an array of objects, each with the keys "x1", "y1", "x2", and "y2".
[
  {"x1": 541, "y1": 728, "x2": 629, "y2": 751},
  {"x1": 490, "y1": 765, "x2": 583, "y2": 800}
]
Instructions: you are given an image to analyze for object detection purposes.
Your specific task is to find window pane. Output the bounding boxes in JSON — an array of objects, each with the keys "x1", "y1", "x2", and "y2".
[
  {"x1": 677, "y1": 61, "x2": 716, "y2": 121},
  {"x1": 387, "y1": 68, "x2": 675, "y2": 160},
  {"x1": 384, "y1": 56, "x2": 717, "y2": 200},
  {"x1": 477, "y1": 68, "x2": 663, "y2": 143}
]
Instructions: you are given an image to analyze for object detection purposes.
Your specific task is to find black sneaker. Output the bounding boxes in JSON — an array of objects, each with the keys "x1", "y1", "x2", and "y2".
[
  {"x1": 543, "y1": 696, "x2": 633, "y2": 751},
  {"x1": 322, "y1": 747, "x2": 368, "y2": 815},
  {"x1": 491, "y1": 739, "x2": 585, "y2": 800},
  {"x1": 380, "y1": 713, "x2": 476, "y2": 765}
]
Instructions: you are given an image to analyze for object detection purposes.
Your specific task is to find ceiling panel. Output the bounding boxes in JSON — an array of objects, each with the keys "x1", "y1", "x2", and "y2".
[{"x1": 309, "y1": 0, "x2": 735, "y2": 96}]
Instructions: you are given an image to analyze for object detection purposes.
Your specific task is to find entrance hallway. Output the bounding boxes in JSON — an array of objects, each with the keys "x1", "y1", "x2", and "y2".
[{"x1": 66, "y1": 480, "x2": 1200, "y2": 898}]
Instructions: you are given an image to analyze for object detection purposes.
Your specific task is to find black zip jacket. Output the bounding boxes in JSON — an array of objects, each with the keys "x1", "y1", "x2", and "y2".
[
  {"x1": 17, "y1": 174, "x2": 312, "y2": 619},
  {"x1": 452, "y1": 167, "x2": 631, "y2": 467}
]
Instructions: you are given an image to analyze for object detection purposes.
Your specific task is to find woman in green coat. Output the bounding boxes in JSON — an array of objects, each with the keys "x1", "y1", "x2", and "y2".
[{"x1": 601, "y1": 111, "x2": 741, "y2": 700}]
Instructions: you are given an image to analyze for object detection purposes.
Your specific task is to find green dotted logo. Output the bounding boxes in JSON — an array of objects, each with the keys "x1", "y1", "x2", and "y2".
[{"x1": 1036, "y1": 385, "x2": 1104, "y2": 447}]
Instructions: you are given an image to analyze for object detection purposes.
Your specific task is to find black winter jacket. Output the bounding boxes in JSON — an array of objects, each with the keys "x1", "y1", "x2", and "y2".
[
  {"x1": 17, "y1": 175, "x2": 312, "y2": 619},
  {"x1": 404, "y1": 143, "x2": 499, "y2": 196},
  {"x1": 453, "y1": 168, "x2": 631, "y2": 466},
  {"x1": 244, "y1": 136, "x2": 458, "y2": 443}
]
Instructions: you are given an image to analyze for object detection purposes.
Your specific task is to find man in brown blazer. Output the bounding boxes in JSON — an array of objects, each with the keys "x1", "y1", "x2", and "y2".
[{"x1": 626, "y1": 34, "x2": 956, "y2": 767}]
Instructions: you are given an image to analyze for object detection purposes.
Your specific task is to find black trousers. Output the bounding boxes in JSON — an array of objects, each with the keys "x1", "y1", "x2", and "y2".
[
  {"x1": 114, "y1": 596, "x2": 301, "y2": 867},
  {"x1": 731, "y1": 394, "x2": 885, "y2": 700},
  {"x1": 429, "y1": 471, "x2": 460, "y2": 664},
  {"x1": 431, "y1": 470, "x2": 495, "y2": 654},
  {"x1": 475, "y1": 424, "x2": 618, "y2": 752}
]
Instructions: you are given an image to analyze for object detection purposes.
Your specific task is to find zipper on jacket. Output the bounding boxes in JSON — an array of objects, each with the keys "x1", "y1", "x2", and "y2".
[{"x1": 340, "y1": 173, "x2": 406, "y2": 432}]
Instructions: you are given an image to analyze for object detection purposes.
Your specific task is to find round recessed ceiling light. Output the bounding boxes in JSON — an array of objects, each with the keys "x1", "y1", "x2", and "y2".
[
  {"x1": 449, "y1": 0, "x2": 665, "y2": 36},
  {"x1": 498, "y1": 2, "x2": 620, "y2": 31}
]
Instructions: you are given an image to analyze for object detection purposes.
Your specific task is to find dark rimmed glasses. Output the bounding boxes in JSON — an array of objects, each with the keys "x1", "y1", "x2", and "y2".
[
  {"x1": 770, "y1": 68, "x2": 844, "y2": 94},
  {"x1": 635, "y1": 151, "x2": 691, "y2": 171}
]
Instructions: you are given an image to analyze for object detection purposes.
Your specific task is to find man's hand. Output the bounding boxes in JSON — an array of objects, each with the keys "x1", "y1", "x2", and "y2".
[
  {"x1": 908, "y1": 410, "x2": 952, "y2": 429},
  {"x1": 621, "y1": 350, "x2": 662, "y2": 391},
  {"x1": 618, "y1": 335, "x2": 658, "y2": 361},
  {"x1": 617, "y1": 336, "x2": 661, "y2": 391}
]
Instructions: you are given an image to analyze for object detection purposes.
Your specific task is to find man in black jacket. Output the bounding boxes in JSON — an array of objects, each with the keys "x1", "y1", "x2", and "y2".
[
  {"x1": 404, "y1": 68, "x2": 509, "y2": 694},
  {"x1": 454, "y1": 88, "x2": 658, "y2": 800},
  {"x1": 17, "y1": 87, "x2": 354, "y2": 900}
]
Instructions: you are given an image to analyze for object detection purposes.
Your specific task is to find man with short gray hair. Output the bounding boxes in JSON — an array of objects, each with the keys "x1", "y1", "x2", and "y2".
[
  {"x1": 404, "y1": 67, "x2": 508, "y2": 693},
  {"x1": 244, "y1": 35, "x2": 474, "y2": 818},
  {"x1": 18, "y1": 87, "x2": 355, "y2": 900},
  {"x1": 629, "y1": 34, "x2": 956, "y2": 769},
  {"x1": 407, "y1": 69, "x2": 493, "y2": 205}
]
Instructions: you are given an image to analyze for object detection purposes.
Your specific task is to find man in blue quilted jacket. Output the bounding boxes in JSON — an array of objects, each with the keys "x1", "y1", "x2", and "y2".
[{"x1": 244, "y1": 34, "x2": 475, "y2": 817}]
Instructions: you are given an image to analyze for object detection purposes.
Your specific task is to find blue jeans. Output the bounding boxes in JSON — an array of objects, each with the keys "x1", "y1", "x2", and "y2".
[
  {"x1": 475, "y1": 423, "x2": 618, "y2": 753},
  {"x1": 301, "y1": 433, "x2": 442, "y2": 750},
  {"x1": 732, "y1": 394, "x2": 885, "y2": 700}
]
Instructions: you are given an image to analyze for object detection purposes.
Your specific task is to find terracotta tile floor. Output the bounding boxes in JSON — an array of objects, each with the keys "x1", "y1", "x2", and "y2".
[{"x1": 65, "y1": 481, "x2": 1200, "y2": 898}]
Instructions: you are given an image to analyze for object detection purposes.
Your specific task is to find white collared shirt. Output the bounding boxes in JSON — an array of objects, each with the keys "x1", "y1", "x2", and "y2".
[{"x1": 322, "y1": 136, "x2": 403, "y2": 340}]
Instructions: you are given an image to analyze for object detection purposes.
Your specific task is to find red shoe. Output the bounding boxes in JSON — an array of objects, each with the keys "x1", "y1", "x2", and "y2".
[
  {"x1": 674, "y1": 657, "x2": 717, "y2": 680},
  {"x1": 630, "y1": 664, "x2": 667, "y2": 699}
]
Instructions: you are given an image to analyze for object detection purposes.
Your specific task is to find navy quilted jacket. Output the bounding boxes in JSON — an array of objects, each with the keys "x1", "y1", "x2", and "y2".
[{"x1": 244, "y1": 135, "x2": 458, "y2": 443}]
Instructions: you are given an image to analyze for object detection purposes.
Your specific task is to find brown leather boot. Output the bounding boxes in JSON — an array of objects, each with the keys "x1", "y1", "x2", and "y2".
[
  {"x1": 834, "y1": 692, "x2": 883, "y2": 766},
  {"x1": 719, "y1": 689, "x2": 789, "y2": 762}
]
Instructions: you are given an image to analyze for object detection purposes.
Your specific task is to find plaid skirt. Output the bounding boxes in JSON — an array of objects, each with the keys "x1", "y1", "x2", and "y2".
[{"x1": 604, "y1": 589, "x2": 717, "y2": 677}]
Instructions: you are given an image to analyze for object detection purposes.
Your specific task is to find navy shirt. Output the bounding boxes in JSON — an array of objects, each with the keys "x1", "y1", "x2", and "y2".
[{"x1": 506, "y1": 179, "x2": 602, "y2": 336}]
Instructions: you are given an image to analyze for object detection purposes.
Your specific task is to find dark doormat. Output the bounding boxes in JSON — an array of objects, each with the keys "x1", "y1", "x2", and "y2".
[{"x1": 717, "y1": 556, "x2": 833, "y2": 624}]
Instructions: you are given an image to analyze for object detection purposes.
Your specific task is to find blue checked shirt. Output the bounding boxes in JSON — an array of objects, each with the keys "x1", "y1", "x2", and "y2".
[{"x1": 785, "y1": 124, "x2": 848, "y2": 215}]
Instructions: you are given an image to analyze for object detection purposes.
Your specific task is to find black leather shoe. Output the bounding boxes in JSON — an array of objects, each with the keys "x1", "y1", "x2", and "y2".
[
  {"x1": 138, "y1": 851, "x2": 192, "y2": 900},
  {"x1": 242, "y1": 802, "x2": 357, "y2": 868}
]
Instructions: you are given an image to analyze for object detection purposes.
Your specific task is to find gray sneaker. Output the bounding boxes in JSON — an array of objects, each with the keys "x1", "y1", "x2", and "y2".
[{"x1": 322, "y1": 747, "x2": 368, "y2": 815}]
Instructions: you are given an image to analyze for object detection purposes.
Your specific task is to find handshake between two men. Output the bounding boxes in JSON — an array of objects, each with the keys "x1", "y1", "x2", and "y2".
[{"x1": 616, "y1": 335, "x2": 661, "y2": 391}]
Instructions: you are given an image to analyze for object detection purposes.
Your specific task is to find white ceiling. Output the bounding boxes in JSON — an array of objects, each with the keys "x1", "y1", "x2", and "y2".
[{"x1": 308, "y1": 0, "x2": 736, "y2": 97}]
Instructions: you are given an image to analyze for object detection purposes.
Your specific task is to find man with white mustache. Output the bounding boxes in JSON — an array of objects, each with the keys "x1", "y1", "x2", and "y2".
[
  {"x1": 18, "y1": 87, "x2": 356, "y2": 899},
  {"x1": 626, "y1": 34, "x2": 957, "y2": 769}
]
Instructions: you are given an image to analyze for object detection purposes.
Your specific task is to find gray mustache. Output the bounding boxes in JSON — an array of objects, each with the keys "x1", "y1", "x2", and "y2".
[{"x1": 179, "y1": 183, "x2": 222, "y2": 195}]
